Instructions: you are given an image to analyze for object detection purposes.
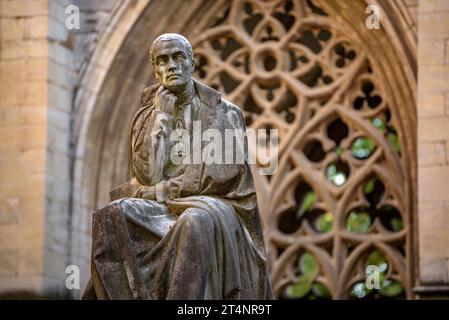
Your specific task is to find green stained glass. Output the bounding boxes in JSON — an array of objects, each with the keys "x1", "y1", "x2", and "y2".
[
  {"x1": 350, "y1": 250, "x2": 404, "y2": 299},
  {"x1": 315, "y1": 211, "x2": 333, "y2": 233},
  {"x1": 297, "y1": 191, "x2": 316, "y2": 218},
  {"x1": 363, "y1": 178, "x2": 376, "y2": 194},
  {"x1": 379, "y1": 280, "x2": 403, "y2": 297},
  {"x1": 387, "y1": 132, "x2": 401, "y2": 153},
  {"x1": 312, "y1": 282, "x2": 331, "y2": 298},
  {"x1": 367, "y1": 250, "x2": 388, "y2": 273},
  {"x1": 328, "y1": 165, "x2": 336, "y2": 175},
  {"x1": 372, "y1": 116, "x2": 386, "y2": 132},
  {"x1": 351, "y1": 137, "x2": 376, "y2": 159},
  {"x1": 326, "y1": 164, "x2": 347, "y2": 186},
  {"x1": 351, "y1": 278, "x2": 403, "y2": 299},
  {"x1": 335, "y1": 146, "x2": 343, "y2": 156},
  {"x1": 391, "y1": 218, "x2": 403, "y2": 231},
  {"x1": 299, "y1": 253, "x2": 319, "y2": 278},
  {"x1": 287, "y1": 252, "x2": 322, "y2": 299},
  {"x1": 351, "y1": 282, "x2": 371, "y2": 299},
  {"x1": 347, "y1": 211, "x2": 372, "y2": 233},
  {"x1": 285, "y1": 276, "x2": 310, "y2": 299}
]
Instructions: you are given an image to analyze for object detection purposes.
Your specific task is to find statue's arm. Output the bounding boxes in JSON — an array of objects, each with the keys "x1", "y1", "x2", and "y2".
[
  {"x1": 145, "y1": 173, "x2": 184, "y2": 203},
  {"x1": 110, "y1": 106, "x2": 173, "y2": 201},
  {"x1": 146, "y1": 109, "x2": 170, "y2": 185},
  {"x1": 131, "y1": 174, "x2": 184, "y2": 203}
]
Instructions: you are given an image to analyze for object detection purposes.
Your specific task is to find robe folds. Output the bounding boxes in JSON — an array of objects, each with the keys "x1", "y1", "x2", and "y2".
[{"x1": 82, "y1": 79, "x2": 273, "y2": 300}]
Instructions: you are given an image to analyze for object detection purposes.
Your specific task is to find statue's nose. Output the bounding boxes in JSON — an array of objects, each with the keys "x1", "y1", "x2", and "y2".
[{"x1": 168, "y1": 58, "x2": 178, "y2": 71}]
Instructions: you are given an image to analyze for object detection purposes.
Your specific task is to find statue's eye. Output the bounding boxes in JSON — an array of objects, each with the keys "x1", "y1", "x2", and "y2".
[
  {"x1": 174, "y1": 53, "x2": 186, "y2": 61},
  {"x1": 156, "y1": 57, "x2": 168, "y2": 65}
]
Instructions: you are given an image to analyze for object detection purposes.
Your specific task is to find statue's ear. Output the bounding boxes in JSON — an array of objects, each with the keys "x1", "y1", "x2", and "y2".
[{"x1": 191, "y1": 59, "x2": 196, "y2": 73}]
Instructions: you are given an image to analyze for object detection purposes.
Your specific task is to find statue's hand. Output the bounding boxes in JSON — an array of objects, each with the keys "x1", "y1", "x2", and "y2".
[
  {"x1": 133, "y1": 185, "x2": 156, "y2": 200},
  {"x1": 154, "y1": 86, "x2": 176, "y2": 114}
]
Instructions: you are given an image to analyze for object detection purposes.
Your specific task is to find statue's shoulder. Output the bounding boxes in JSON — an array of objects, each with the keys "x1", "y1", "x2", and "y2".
[
  {"x1": 140, "y1": 84, "x2": 159, "y2": 107},
  {"x1": 132, "y1": 84, "x2": 159, "y2": 125},
  {"x1": 216, "y1": 97, "x2": 246, "y2": 130},
  {"x1": 131, "y1": 105, "x2": 153, "y2": 130},
  {"x1": 220, "y1": 97, "x2": 243, "y2": 115},
  {"x1": 128, "y1": 85, "x2": 159, "y2": 141},
  {"x1": 193, "y1": 79, "x2": 243, "y2": 117}
]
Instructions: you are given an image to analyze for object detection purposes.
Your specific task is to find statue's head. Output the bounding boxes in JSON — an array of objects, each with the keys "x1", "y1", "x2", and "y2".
[{"x1": 149, "y1": 33, "x2": 195, "y2": 94}]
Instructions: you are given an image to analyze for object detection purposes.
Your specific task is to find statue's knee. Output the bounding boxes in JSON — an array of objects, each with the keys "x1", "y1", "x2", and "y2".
[
  {"x1": 115, "y1": 197, "x2": 135, "y2": 208},
  {"x1": 179, "y1": 208, "x2": 214, "y2": 231},
  {"x1": 94, "y1": 198, "x2": 131, "y2": 218},
  {"x1": 112, "y1": 197, "x2": 148, "y2": 211}
]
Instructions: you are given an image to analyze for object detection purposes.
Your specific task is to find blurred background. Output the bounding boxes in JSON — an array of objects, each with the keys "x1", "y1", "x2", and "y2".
[{"x1": 0, "y1": 0, "x2": 449, "y2": 299}]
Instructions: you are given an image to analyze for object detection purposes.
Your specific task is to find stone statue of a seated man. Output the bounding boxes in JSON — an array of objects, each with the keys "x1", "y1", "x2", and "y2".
[{"x1": 82, "y1": 33, "x2": 273, "y2": 300}]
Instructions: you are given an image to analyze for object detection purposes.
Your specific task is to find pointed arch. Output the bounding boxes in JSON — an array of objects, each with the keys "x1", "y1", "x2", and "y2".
[{"x1": 71, "y1": 0, "x2": 417, "y2": 298}]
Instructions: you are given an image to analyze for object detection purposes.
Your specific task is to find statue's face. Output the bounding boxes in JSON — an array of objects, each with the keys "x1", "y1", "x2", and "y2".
[{"x1": 152, "y1": 39, "x2": 194, "y2": 93}]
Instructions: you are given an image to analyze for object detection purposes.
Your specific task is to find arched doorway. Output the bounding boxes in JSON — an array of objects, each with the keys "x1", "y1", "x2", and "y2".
[{"x1": 72, "y1": 0, "x2": 416, "y2": 299}]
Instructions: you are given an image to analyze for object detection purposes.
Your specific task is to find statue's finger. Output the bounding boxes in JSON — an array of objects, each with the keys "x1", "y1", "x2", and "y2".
[
  {"x1": 156, "y1": 86, "x2": 164, "y2": 95},
  {"x1": 161, "y1": 86, "x2": 171, "y2": 97},
  {"x1": 168, "y1": 96, "x2": 176, "y2": 104}
]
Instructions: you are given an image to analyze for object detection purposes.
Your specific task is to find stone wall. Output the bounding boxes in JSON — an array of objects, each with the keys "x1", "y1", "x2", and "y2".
[
  {"x1": 417, "y1": 0, "x2": 449, "y2": 292},
  {"x1": 0, "y1": 0, "x2": 50, "y2": 295},
  {"x1": 0, "y1": 0, "x2": 77, "y2": 297},
  {"x1": 0, "y1": 0, "x2": 119, "y2": 297}
]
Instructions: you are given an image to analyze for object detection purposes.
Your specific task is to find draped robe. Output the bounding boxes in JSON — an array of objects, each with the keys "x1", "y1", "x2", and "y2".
[{"x1": 82, "y1": 79, "x2": 273, "y2": 300}]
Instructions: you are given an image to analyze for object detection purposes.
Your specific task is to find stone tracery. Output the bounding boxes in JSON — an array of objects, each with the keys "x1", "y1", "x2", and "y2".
[{"x1": 191, "y1": 0, "x2": 412, "y2": 299}]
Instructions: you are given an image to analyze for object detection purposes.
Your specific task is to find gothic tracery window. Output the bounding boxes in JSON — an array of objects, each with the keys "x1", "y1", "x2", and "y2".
[{"x1": 192, "y1": 0, "x2": 412, "y2": 299}]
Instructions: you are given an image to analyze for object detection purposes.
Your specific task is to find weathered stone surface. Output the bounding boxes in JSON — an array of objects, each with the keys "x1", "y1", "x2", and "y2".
[
  {"x1": 0, "y1": 249, "x2": 19, "y2": 277},
  {"x1": 418, "y1": 39, "x2": 445, "y2": 66},
  {"x1": 419, "y1": 257, "x2": 449, "y2": 284},
  {"x1": 0, "y1": 197, "x2": 20, "y2": 224},
  {"x1": 418, "y1": 141, "x2": 447, "y2": 166},
  {"x1": 0, "y1": 0, "x2": 72, "y2": 297},
  {"x1": 417, "y1": 1, "x2": 449, "y2": 289},
  {"x1": 417, "y1": 91, "x2": 446, "y2": 118},
  {"x1": 419, "y1": 0, "x2": 449, "y2": 14},
  {"x1": 419, "y1": 201, "x2": 449, "y2": 257}
]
